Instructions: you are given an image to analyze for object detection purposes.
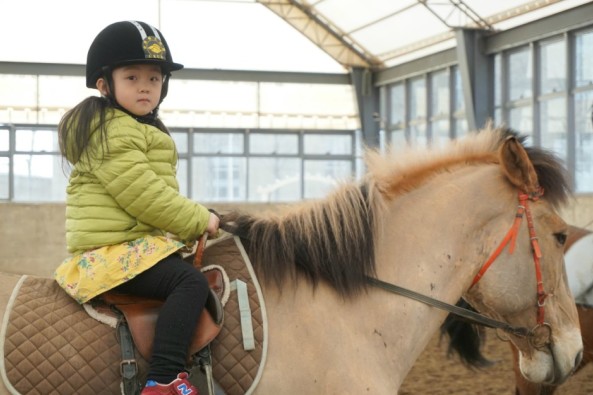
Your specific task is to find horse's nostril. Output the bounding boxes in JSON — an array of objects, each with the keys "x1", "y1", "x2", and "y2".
[{"x1": 575, "y1": 350, "x2": 583, "y2": 370}]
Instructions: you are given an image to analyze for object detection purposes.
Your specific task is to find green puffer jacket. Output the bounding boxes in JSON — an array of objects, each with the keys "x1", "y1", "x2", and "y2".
[{"x1": 64, "y1": 109, "x2": 211, "y2": 254}]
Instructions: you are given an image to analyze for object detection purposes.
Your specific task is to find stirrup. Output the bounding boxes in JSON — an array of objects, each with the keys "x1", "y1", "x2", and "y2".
[{"x1": 189, "y1": 345, "x2": 226, "y2": 395}]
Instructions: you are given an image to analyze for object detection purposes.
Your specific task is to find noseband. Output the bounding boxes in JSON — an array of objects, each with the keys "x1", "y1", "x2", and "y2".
[{"x1": 367, "y1": 188, "x2": 553, "y2": 348}]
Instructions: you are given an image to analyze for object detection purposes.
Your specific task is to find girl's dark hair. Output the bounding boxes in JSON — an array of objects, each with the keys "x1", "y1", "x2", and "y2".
[
  {"x1": 58, "y1": 96, "x2": 170, "y2": 166},
  {"x1": 59, "y1": 96, "x2": 109, "y2": 166}
]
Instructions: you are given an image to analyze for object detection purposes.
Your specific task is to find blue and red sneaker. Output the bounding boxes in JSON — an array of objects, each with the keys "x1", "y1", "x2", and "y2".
[{"x1": 140, "y1": 372, "x2": 199, "y2": 395}]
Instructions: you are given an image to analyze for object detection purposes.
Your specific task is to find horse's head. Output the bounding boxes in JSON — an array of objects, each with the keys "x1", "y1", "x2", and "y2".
[{"x1": 463, "y1": 134, "x2": 582, "y2": 386}]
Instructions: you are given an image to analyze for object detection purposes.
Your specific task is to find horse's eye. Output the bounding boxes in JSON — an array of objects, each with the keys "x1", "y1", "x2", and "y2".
[{"x1": 554, "y1": 232, "x2": 567, "y2": 246}]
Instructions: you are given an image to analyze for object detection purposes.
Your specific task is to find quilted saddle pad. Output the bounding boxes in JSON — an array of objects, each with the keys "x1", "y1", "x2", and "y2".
[
  {"x1": 0, "y1": 275, "x2": 150, "y2": 394},
  {"x1": 0, "y1": 235, "x2": 267, "y2": 395}
]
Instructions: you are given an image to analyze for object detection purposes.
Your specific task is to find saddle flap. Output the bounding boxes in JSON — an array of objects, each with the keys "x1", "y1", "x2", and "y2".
[
  {"x1": 118, "y1": 301, "x2": 222, "y2": 361},
  {"x1": 203, "y1": 267, "x2": 225, "y2": 301},
  {"x1": 100, "y1": 286, "x2": 224, "y2": 361}
]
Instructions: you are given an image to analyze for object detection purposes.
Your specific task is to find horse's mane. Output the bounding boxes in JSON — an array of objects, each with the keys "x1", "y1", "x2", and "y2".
[
  {"x1": 222, "y1": 182, "x2": 379, "y2": 298},
  {"x1": 440, "y1": 299, "x2": 492, "y2": 369},
  {"x1": 221, "y1": 127, "x2": 571, "y2": 297},
  {"x1": 364, "y1": 127, "x2": 570, "y2": 206}
]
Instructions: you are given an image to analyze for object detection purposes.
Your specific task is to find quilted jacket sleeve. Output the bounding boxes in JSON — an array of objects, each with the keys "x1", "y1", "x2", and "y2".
[{"x1": 90, "y1": 121, "x2": 211, "y2": 243}]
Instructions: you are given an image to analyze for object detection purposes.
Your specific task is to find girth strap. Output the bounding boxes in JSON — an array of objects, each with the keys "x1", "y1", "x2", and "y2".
[{"x1": 117, "y1": 318, "x2": 141, "y2": 395}]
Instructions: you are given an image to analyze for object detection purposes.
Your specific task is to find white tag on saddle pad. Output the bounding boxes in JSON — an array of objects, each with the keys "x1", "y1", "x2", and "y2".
[{"x1": 230, "y1": 279, "x2": 256, "y2": 351}]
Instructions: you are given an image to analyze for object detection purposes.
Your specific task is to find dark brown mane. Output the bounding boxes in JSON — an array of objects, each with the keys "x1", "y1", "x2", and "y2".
[
  {"x1": 221, "y1": 127, "x2": 571, "y2": 297},
  {"x1": 523, "y1": 143, "x2": 571, "y2": 208},
  {"x1": 221, "y1": 182, "x2": 378, "y2": 298}
]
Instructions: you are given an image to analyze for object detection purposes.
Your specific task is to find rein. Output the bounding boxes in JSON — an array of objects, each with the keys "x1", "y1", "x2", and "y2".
[
  {"x1": 365, "y1": 276, "x2": 530, "y2": 337},
  {"x1": 366, "y1": 189, "x2": 550, "y2": 343}
]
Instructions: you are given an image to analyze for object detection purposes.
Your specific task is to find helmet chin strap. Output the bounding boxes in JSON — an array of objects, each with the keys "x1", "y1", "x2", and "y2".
[{"x1": 121, "y1": 105, "x2": 160, "y2": 126}]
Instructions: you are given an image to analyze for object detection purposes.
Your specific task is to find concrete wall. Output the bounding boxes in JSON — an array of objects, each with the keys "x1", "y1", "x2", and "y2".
[
  {"x1": 0, "y1": 202, "x2": 281, "y2": 278},
  {"x1": 1, "y1": 196, "x2": 593, "y2": 278}
]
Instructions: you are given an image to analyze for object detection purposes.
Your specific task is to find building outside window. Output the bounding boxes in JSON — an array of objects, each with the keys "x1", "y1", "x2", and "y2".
[
  {"x1": 0, "y1": 78, "x2": 360, "y2": 202},
  {"x1": 383, "y1": 65, "x2": 466, "y2": 149},
  {"x1": 493, "y1": 29, "x2": 593, "y2": 193},
  {"x1": 574, "y1": 30, "x2": 593, "y2": 193}
]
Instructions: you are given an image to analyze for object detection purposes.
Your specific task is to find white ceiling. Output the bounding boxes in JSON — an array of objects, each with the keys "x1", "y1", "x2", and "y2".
[
  {"x1": 1, "y1": 0, "x2": 591, "y2": 73},
  {"x1": 262, "y1": 0, "x2": 593, "y2": 68}
]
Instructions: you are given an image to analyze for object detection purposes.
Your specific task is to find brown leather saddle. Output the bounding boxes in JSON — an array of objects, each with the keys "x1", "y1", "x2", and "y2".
[{"x1": 95, "y1": 234, "x2": 224, "y2": 362}]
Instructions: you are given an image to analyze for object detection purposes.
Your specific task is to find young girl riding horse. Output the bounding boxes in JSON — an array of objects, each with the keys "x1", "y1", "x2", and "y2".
[{"x1": 54, "y1": 20, "x2": 218, "y2": 395}]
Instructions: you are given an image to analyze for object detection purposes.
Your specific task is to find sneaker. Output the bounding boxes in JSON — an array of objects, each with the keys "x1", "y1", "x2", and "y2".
[{"x1": 140, "y1": 372, "x2": 199, "y2": 395}]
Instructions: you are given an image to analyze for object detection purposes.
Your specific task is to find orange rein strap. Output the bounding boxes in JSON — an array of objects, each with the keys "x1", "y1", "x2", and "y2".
[{"x1": 470, "y1": 188, "x2": 547, "y2": 325}]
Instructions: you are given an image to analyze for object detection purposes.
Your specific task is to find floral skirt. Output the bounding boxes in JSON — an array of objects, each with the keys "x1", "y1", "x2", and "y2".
[{"x1": 54, "y1": 235, "x2": 185, "y2": 304}]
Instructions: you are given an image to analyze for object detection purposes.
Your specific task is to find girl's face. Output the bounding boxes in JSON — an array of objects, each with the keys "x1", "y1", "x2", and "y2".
[{"x1": 97, "y1": 64, "x2": 163, "y2": 116}]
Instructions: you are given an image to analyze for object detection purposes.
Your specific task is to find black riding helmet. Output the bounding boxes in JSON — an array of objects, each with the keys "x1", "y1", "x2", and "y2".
[{"x1": 86, "y1": 20, "x2": 183, "y2": 102}]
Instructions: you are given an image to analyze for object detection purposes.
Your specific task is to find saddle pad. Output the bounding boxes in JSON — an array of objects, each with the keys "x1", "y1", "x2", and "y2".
[
  {"x1": 0, "y1": 235, "x2": 266, "y2": 395},
  {"x1": 204, "y1": 235, "x2": 268, "y2": 395},
  {"x1": 0, "y1": 275, "x2": 149, "y2": 395}
]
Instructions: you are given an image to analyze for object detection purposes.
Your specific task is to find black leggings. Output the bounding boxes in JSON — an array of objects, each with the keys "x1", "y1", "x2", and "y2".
[{"x1": 113, "y1": 253, "x2": 209, "y2": 383}]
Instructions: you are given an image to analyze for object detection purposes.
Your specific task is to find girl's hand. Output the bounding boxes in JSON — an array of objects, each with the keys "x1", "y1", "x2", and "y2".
[{"x1": 206, "y1": 212, "x2": 220, "y2": 235}]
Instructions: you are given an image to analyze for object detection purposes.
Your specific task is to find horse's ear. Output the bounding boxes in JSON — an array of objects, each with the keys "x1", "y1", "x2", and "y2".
[{"x1": 499, "y1": 136, "x2": 540, "y2": 194}]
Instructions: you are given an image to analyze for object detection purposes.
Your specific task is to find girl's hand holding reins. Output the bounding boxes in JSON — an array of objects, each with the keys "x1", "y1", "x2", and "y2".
[{"x1": 206, "y1": 212, "x2": 220, "y2": 235}]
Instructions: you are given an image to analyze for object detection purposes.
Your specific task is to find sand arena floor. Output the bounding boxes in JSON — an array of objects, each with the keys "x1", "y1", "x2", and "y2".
[{"x1": 400, "y1": 328, "x2": 593, "y2": 395}]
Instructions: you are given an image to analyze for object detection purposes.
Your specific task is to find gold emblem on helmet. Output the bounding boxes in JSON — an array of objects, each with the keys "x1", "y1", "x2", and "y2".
[{"x1": 142, "y1": 36, "x2": 166, "y2": 60}]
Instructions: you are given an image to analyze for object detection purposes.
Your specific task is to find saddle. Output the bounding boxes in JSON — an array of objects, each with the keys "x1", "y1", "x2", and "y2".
[
  {"x1": 94, "y1": 233, "x2": 224, "y2": 391},
  {"x1": 99, "y1": 269, "x2": 224, "y2": 362}
]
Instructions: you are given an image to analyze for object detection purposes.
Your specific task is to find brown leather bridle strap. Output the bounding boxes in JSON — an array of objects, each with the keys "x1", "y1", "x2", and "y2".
[
  {"x1": 524, "y1": 192, "x2": 547, "y2": 325},
  {"x1": 193, "y1": 232, "x2": 209, "y2": 269},
  {"x1": 470, "y1": 189, "x2": 547, "y2": 325}
]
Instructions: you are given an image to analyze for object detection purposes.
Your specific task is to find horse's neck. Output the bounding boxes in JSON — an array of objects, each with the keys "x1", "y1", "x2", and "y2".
[
  {"x1": 259, "y1": 280, "x2": 417, "y2": 393},
  {"x1": 371, "y1": 235, "x2": 470, "y2": 384},
  {"x1": 257, "y1": 166, "x2": 513, "y2": 393},
  {"x1": 366, "y1": 167, "x2": 510, "y2": 381},
  {"x1": 374, "y1": 169, "x2": 500, "y2": 303}
]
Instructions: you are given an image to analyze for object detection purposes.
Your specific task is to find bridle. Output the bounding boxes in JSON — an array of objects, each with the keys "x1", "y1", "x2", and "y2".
[
  {"x1": 471, "y1": 187, "x2": 552, "y2": 347},
  {"x1": 470, "y1": 189, "x2": 547, "y2": 322},
  {"x1": 366, "y1": 188, "x2": 553, "y2": 348}
]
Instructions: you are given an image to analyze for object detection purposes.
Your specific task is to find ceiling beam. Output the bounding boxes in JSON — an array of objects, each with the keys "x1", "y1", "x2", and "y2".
[
  {"x1": 377, "y1": 0, "x2": 568, "y2": 64},
  {"x1": 418, "y1": 0, "x2": 493, "y2": 30},
  {"x1": 258, "y1": 0, "x2": 384, "y2": 70}
]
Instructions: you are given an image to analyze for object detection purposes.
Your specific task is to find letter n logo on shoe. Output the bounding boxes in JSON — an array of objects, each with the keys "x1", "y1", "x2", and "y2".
[{"x1": 176, "y1": 384, "x2": 192, "y2": 395}]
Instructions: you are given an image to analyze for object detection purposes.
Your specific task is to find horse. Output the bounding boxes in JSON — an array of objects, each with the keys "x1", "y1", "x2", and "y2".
[
  {"x1": 216, "y1": 127, "x2": 583, "y2": 393},
  {"x1": 441, "y1": 225, "x2": 593, "y2": 395},
  {"x1": 0, "y1": 127, "x2": 584, "y2": 394}
]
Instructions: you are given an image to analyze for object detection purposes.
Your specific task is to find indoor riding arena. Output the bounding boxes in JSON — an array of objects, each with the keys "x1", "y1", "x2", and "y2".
[{"x1": 1, "y1": 1, "x2": 593, "y2": 394}]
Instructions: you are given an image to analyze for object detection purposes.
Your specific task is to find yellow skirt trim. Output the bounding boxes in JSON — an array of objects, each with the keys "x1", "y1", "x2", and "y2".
[{"x1": 54, "y1": 235, "x2": 185, "y2": 304}]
